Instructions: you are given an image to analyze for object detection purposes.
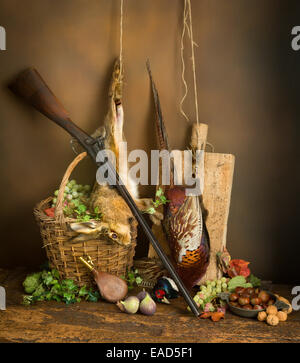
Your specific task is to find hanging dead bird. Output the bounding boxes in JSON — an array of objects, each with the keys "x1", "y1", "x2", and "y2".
[
  {"x1": 147, "y1": 61, "x2": 210, "y2": 289},
  {"x1": 70, "y1": 59, "x2": 163, "y2": 246}
]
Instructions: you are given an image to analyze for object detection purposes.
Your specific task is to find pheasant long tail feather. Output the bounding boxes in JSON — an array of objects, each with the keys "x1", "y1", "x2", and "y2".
[
  {"x1": 146, "y1": 60, "x2": 175, "y2": 185},
  {"x1": 147, "y1": 61, "x2": 172, "y2": 151}
]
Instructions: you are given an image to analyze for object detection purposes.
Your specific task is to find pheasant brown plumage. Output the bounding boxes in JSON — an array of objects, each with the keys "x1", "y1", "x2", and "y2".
[{"x1": 147, "y1": 61, "x2": 210, "y2": 289}]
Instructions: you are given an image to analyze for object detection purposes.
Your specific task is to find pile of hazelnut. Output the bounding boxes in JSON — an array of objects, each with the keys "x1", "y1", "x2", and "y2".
[{"x1": 257, "y1": 294, "x2": 292, "y2": 326}]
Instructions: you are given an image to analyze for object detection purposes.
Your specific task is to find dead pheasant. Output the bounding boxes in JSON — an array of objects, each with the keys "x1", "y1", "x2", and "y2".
[{"x1": 147, "y1": 61, "x2": 210, "y2": 289}]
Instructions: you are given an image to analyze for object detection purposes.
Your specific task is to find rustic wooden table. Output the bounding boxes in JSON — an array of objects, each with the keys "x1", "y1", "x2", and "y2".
[{"x1": 0, "y1": 268, "x2": 299, "y2": 343}]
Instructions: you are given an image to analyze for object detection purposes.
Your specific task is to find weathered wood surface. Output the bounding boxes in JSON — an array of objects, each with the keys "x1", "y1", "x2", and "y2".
[
  {"x1": 149, "y1": 123, "x2": 235, "y2": 283},
  {"x1": 201, "y1": 153, "x2": 235, "y2": 282},
  {"x1": 0, "y1": 268, "x2": 299, "y2": 343}
]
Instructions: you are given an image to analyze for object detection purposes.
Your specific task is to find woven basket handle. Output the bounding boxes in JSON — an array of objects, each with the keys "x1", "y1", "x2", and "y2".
[{"x1": 55, "y1": 152, "x2": 87, "y2": 226}]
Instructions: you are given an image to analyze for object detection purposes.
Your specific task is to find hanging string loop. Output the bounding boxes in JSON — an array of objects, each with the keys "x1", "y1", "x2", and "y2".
[{"x1": 180, "y1": 0, "x2": 200, "y2": 125}]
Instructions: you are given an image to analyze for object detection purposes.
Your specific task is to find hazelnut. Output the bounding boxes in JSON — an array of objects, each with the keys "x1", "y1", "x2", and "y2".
[
  {"x1": 266, "y1": 305, "x2": 278, "y2": 315},
  {"x1": 267, "y1": 314, "x2": 279, "y2": 326},
  {"x1": 277, "y1": 311, "x2": 288, "y2": 322},
  {"x1": 257, "y1": 311, "x2": 267, "y2": 321}
]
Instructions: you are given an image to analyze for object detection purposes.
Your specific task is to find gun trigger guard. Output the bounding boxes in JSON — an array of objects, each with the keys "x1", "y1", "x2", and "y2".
[{"x1": 84, "y1": 136, "x2": 106, "y2": 159}]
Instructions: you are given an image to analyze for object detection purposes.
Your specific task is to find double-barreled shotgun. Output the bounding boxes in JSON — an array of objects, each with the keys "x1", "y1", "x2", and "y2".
[{"x1": 9, "y1": 67, "x2": 200, "y2": 317}]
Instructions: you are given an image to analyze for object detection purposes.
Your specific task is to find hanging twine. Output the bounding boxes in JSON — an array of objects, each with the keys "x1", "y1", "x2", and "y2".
[
  {"x1": 180, "y1": 0, "x2": 199, "y2": 125},
  {"x1": 118, "y1": 0, "x2": 124, "y2": 81}
]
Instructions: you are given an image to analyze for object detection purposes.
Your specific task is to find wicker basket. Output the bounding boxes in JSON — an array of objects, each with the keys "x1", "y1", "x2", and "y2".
[
  {"x1": 133, "y1": 257, "x2": 168, "y2": 287},
  {"x1": 34, "y1": 152, "x2": 137, "y2": 287}
]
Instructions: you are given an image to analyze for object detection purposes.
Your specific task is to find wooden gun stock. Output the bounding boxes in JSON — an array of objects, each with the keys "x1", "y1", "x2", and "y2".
[{"x1": 9, "y1": 68, "x2": 93, "y2": 149}]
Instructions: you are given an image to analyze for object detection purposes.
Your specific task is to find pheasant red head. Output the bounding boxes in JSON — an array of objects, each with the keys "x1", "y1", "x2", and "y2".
[{"x1": 166, "y1": 187, "x2": 186, "y2": 214}]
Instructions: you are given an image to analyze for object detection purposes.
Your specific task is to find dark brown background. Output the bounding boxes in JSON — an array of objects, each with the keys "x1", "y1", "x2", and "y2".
[{"x1": 0, "y1": 0, "x2": 299, "y2": 283}]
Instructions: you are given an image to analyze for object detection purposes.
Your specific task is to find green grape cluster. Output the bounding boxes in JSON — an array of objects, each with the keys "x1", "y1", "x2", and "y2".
[
  {"x1": 193, "y1": 277, "x2": 229, "y2": 308},
  {"x1": 51, "y1": 180, "x2": 92, "y2": 216}
]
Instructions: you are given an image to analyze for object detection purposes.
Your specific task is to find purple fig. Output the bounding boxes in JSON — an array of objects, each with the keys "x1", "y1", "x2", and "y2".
[
  {"x1": 139, "y1": 293, "x2": 156, "y2": 316},
  {"x1": 136, "y1": 289, "x2": 149, "y2": 301}
]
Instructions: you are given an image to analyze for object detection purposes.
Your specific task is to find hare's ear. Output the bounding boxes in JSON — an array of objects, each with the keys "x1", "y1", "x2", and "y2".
[{"x1": 70, "y1": 222, "x2": 98, "y2": 234}]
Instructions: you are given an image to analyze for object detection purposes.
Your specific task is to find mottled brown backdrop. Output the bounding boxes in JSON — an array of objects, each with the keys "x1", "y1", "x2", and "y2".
[{"x1": 0, "y1": 0, "x2": 299, "y2": 283}]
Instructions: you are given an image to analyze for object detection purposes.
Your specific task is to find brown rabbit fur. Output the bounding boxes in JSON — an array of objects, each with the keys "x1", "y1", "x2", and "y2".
[{"x1": 71, "y1": 59, "x2": 162, "y2": 246}]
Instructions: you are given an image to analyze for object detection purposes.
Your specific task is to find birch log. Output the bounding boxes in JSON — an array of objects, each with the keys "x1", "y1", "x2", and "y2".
[{"x1": 148, "y1": 123, "x2": 235, "y2": 283}]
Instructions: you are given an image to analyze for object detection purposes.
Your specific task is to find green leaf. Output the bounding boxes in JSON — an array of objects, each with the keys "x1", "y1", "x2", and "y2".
[
  {"x1": 135, "y1": 277, "x2": 143, "y2": 284},
  {"x1": 51, "y1": 283, "x2": 62, "y2": 295},
  {"x1": 146, "y1": 207, "x2": 156, "y2": 215},
  {"x1": 82, "y1": 215, "x2": 91, "y2": 222},
  {"x1": 73, "y1": 199, "x2": 80, "y2": 207},
  {"x1": 51, "y1": 269, "x2": 60, "y2": 280},
  {"x1": 228, "y1": 276, "x2": 253, "y2": 292},
  {"x1": 52, "y1": 295, "x2": 62, "y2": 302},
  {"x1": 156, "y1": 188, "x2": 163, "y2": 197},
  {"x1": 45, "y1": 292, "x2": 53, "y2": 301},
  {"x1": 22, "y1": 295, "x2": 34, "y2": 306},
  {"x1": 36, "y1": 294, "x2": 46, "y2": 302},
  {"x1": 42, "y1": 273, "x2": 55, "y2": 286},
  {"x1": 79, "y1": 286, "x2": 89, "y2": 297},
  {"x1": 160, "y1": 196, "x2": 167, "y2": 204},
  {"x1": 123, "y1": 268, "x2": 143, "y2": 289},
  {"x1": 153, "y1": 200, "x2": 160, "y2": 208},
  {"x1": 87, "y1": 290, "x2": 100, "y2": 302},
  {"x1": 61, "y1": 279, "x2": 78, "y2": 293},
  {"x1": 248, "y1": 274, "x2": 261, "y2": 288},
  {"x1": 32, "y1": 283, "x2": 45, "y2": 297},
  {"x1": 78, "y1": 204, "x2": 87, "y2": 213}
]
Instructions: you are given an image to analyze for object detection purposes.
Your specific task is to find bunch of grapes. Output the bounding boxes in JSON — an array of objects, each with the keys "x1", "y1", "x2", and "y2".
[
  {"x1": 51, "y1": 179, "x2": 91, "y2": 214},
  {"x1": 193, "y1": 277, "x2": 229, "y2": 312}
]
